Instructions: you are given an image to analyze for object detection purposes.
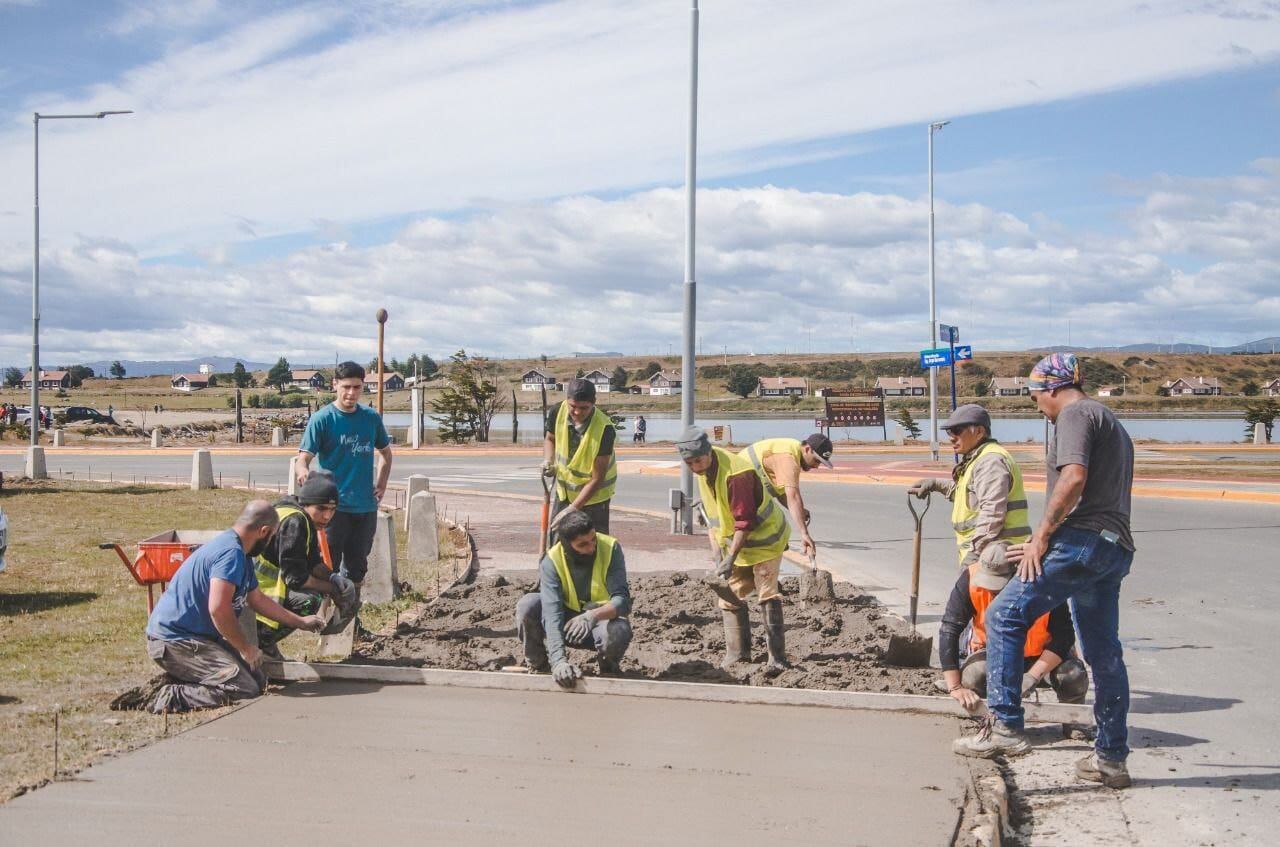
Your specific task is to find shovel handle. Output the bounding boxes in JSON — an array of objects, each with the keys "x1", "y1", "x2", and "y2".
[{"x1": 909, "y1": 495, "x2": 926, "y2": 628}]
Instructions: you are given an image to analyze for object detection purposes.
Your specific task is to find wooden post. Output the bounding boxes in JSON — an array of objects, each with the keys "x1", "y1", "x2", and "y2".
[
  {"x1": 376, "y1": 308, "x2": 388, "y2": 417},
  {"x1": 235, "y1": 389, "x2": 243, "y2": 444},
  {"x1": 512, "y1": 390, "x2": 518, "y2": 444}
]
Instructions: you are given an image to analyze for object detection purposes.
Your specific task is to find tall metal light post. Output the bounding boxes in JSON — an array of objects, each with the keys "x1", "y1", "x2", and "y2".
[
  {"x1": 926, "y1": 119, "x2": 948, "y2": 462},
  {"x1": 677, "y1": 0, "x2": 700, "y2": 533},
  {"x1": 31, "y1": 109, "x2": 132, "y2": 445}
]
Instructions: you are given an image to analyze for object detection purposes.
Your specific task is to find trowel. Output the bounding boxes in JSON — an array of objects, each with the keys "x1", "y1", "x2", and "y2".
[{"x1": 885, "y1": 492, "x2": 934, "y2": 667}]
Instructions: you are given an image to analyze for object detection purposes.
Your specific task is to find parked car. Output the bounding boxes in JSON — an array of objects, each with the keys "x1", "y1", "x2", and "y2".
[{"x1": 57, "y1": 406, "x2": 116, "y2": 425}]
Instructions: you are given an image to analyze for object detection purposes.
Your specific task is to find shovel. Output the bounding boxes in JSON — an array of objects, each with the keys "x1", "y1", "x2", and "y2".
[
  {"x1": 800, "y1": 551, "x2": 835, "y2": 604},
  {"x1": 886, "y1": 492, "x2": 934, "y2": 667},
  {"x1": 538, "y1": 469, "x2": 552, "y2": 558}
]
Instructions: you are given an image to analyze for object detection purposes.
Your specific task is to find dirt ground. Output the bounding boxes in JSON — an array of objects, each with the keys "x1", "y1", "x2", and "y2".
[{"x1": 355, "y1": 570, "x2": 942, "y2": 695}]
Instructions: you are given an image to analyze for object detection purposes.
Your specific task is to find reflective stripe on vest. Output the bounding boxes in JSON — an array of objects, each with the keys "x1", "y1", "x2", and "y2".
[
  {"x1": 554, "y1": 403, "x2": 617, "y2": 506},
  {"x1": 696, "y1": 446, "x2": 791, "y2": 566},
  {"x1": 548, "y1": 533, "x2": 617, "y2": 613},
  {"x1": 254, "y1": 504, "x2": 313, "y2": 630},
  {"x1": 950, "y1": 441, "x2": 1031, "y2": 566},
  {"x1": 740, "y1": 437, "x2": 805, "y2": 501},
  {"x1": 967, "y1": 563, "x2": 1051, "y2": 657}
]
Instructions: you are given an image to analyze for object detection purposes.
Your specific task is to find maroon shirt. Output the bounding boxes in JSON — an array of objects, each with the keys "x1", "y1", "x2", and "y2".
[{"x1": 705, "y1": 453, "x2": 764, "y2": 532}]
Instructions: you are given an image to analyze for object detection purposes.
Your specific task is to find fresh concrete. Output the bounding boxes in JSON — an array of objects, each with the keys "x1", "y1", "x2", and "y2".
[{"x1": 0, "y1": 682, "x2": 971, "y2": 846}]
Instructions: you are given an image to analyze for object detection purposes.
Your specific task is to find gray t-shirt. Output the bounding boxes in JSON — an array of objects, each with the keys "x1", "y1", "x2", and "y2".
[{"x1": 1046, "y1": 398, "x2": 1135, "y2": 551}]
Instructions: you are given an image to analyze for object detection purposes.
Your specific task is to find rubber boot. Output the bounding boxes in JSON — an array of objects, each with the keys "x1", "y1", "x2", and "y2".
[
  {"x1": 762, "y1": 598, "x2": 790, "y2": 677},
  {"x1": 720, "y1": 606, "x2": 751, "y2": 669}
]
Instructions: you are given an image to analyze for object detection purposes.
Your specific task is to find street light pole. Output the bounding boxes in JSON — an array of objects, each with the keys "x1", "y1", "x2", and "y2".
[
  {"x1": 927, "y1": 120, "x2": 948, "y2": 462},
  {"x1": 30, "y1": 110, "x2": 131, "y2": 446},
  {"x1": 678, "y1": 0, "x2": 699, "y2": 534}
]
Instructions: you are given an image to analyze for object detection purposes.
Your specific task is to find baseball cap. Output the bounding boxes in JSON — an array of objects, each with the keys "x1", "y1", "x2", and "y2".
[
  {"x1": 971, "y1": 542, "x2": 1014, "y2": 591},
  {"x1": 941, "y1": 404, "x2": 991, "y2": 433},
  {"x1": 803, "y1": 433, "x2": 834, "y2": 468}
]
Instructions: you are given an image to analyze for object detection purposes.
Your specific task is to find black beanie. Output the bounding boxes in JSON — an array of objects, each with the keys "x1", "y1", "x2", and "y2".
[{"x1": 299, "y1": 470, "x2": 339, "y2": 506}]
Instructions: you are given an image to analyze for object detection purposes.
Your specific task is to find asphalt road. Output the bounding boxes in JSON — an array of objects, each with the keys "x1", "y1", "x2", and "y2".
[{"x1": 2, "y1": 447, "x2": 1277, "y2": 842}]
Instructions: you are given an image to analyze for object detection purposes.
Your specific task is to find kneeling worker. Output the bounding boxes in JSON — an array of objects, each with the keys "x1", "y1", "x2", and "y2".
[
  {"x1": 938, "y1": 542, "x2": 1088, "y2": 711},
  {"x1": 144, "y1": 501, "x2": 324, "y2": 713},
  {"x1": 515, "y1": 509, "x2": 632, "y2": 688},
  {"x1": 255, "y1": 471, "x2": 361, "y2": 660},
  {"x1": 677, "y1": 427, "x2": 791, "y2": 674},
  {"x1": 740, "y1": 433, "x2": 834, "y2": 558}
]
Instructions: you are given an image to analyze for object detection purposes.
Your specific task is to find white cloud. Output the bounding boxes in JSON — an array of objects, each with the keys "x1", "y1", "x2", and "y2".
[
  {"x1": 2, "y1": 170, "x2": 1277, "y2": 365},
  {"x1": 109, "y1": 0, "x2": 222, "y2": 36}
]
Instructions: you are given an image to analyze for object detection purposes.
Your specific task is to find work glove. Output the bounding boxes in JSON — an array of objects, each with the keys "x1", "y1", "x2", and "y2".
[
  {"x1": 324, "y1": 572, "x2": 362, "y2": 634},
  {"x1": 540, "y1": 460, "x2": 556, "y2": 479},
  {"x1": 908, "y1": 478, "x2": 946, "y2": 499},
  {"x1": 715, "y1": 553, "x2": 736, "y2": 580},
  {"x1": 564, "y1": 611, "x2": 595, "y2": 643},
  {"x1": 1020, "y1": 672, "x2": 1043, "y2": 697},
  {"x1": 552, "y1": 661, "x2": 582, "y2": 689},
  {"x1": 549, "y1": 504, "x2": 578, "y2": 530}
]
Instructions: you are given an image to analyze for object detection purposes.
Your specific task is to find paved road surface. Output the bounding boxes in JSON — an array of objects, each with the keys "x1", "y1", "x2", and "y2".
[
  {"x1": 3, "y1": 447, "x2": 1276, "y2": 842},
  {"x1": 0, "y1": 681, "x2": 970, "y2": 846}
]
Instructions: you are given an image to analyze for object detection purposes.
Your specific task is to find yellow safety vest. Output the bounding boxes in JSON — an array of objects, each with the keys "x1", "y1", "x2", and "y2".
[
  {"x1": 548, "y1": 533, "x2": 618, "y2": 613},
  {"x1": 554, "y1": 403, "x2": 617, "y2": 506},
  {"x1": 697, "y1": 447, "x2": 791, "y2": 567},
  {"x1": 254, "y1": 504, "x2": 313, "y2": 630},
  {"x1": 740, "y1": 437, "x2": 806, "y2": 502},
  {"x1": 951, "y1": 441, "x2": 1031, "y2": 567}
]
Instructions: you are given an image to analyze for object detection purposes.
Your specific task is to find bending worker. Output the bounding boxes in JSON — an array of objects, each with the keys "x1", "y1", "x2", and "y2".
[
  {"x1": 740, "y1": 433, "x2": 834, "y2": 557},
  {"x1": 515, "y1": 510, "x2": 632, "y2": 687},
  {"x1": 908, "y1": 404, "x2": 1031, "y2": 570},
  {"x1": 542, "y1": 377, "x2": 617, "y2": 537},
  {"x1": 255, "y1": 471, "x2": 361, "y2": 660},
  {"x1": 677, "y1": 426, "x2": 791, "y2": 675}
]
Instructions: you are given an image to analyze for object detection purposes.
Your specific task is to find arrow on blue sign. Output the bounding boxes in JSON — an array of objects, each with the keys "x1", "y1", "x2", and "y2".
[
  {"x1": 954, "y1": 345, "x2": 973, "y2": 361},
  {"x1": 920, "y1": 348, "x2": 952, "y2": 368}
]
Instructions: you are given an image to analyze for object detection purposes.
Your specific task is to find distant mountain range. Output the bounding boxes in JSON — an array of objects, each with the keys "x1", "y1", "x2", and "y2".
[
  {"x1": 73, "y1": 357, "x2": 278, "y2": 378},
  {"x1": 1038, "y1": 337, "x2": 1280, "y2": 355}
]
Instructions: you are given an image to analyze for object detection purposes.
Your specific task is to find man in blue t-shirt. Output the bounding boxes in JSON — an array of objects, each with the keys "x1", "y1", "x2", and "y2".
[
  {"x1": 143, "y1": 500, "x2": 324, "y2": 713},
  {"x1": 296, "y1": 361, "x2": 393, "y2": 587}
]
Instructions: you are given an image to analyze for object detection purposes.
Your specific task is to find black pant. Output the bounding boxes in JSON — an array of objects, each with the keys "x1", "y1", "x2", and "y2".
[
  {"x1": 325, "y1": 510, "x2": 378, "y2": 583},
  {"x1": 551, "y1": 498, "x2": 610, "y2": 545},
  {"x1": 256, "y1": 588, "x2": 323, "y2": 649}
]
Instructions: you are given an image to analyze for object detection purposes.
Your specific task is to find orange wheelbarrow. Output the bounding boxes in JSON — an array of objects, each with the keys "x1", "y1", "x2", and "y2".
[{"x1": 100, "y1": 530, "x2": 223, "y2": 611}]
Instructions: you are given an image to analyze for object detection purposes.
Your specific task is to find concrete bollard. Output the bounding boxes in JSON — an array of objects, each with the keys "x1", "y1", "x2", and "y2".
[
  {"x1": 1255, "y1": 422, "x2": 1268, "y2": 445},
  {"x1": 287, "y1": 455, "x2": 299, "y2": 496},
  {"x1": 51, "y1": 429, "x2": 65, "y2": 447},
  {"x1": 361, "y1": 511, "x2": 399, "y2": 604},
  {"x1": 191, "y1": 448, "x2": 214, "y2": 490},
  {"x1": 404, "y1": 475, "x2": 430, "y2": 528},
  {"x1": 25, "y1": 446, "x2": 47, "y2": 480},
  {"x1": 894, "y1": 424, "x2": 905, "y2": 447},
  {"x1": 407, "y1": 492, "x2": 440, "y2": 565},
  {"x1": 271, "y1": 427, "x2": 285, "y2": 447},
  {"x1": 151, "y1": 429, "x2": 163, "y2": 448}
]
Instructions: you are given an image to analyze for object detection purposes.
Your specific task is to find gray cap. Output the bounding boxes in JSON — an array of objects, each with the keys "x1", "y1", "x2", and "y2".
[
  {"x1": 941, "y1": 404, "x2": 991, "y2": 433},
  {"x1": 971, "y1": 542, "x2": 1013, "y2": 591},
  {"x1": 674, "y1": 426, "x2": 712, "y2": 459}
]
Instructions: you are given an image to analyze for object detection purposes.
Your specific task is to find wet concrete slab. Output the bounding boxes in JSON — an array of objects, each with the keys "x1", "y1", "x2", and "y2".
[{"x1": 1, "y1": 681, "x2": 970, "y2": 846}]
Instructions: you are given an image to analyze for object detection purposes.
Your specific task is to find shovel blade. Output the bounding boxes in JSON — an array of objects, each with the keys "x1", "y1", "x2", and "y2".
[
  {"x1": 884, "y1": 631, "x2": 933, "y2": 667},
  {"x1": 800, "y1": 568, "x2": 835, "y2": 603}
]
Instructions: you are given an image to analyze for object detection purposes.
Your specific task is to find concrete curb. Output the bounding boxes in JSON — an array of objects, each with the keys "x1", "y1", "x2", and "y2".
[
  {"x1": 955, "y1": 764, "x2": 1011, "y2": 847},
  {"x1": 264, "y1": 660, "x2": 1094, "y2": 723}
]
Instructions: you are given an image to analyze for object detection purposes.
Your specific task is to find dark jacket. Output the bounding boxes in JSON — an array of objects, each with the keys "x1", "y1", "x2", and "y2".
[{"x1": 262, "y1": 496, "x2": 324, "y2": 590}]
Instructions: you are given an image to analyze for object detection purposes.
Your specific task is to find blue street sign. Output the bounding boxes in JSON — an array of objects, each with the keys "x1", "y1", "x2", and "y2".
[
  {"x1": 920, "y1": 348, "x2": 952, "y2": 368},
  {"x1": 938, "y1": 323, "x2": 960, "y2": 343},
  {"x1": 954, "y1": 345, "x2": 973, "y2": 361}
]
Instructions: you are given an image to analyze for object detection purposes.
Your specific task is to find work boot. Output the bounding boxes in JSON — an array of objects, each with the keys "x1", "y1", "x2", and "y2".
[
  {"x1": 761, "y1": 598, "x2": 790, "y2": 677},
  {"x1": 720, "y1": 606, "x2": 751, "y2": 669},
  {"x1": 598, "y1": 657, "x2": 621, "y2": 676},
  {"x1": 109, "y1": 673, "x2": 172, "y2": 712},
  {"x1": 952, "y1": 717, "x2": 1031, "y2": 759},
  {"x1": 1076, "y1": 754, "x2": 1131, "y2": 788}
]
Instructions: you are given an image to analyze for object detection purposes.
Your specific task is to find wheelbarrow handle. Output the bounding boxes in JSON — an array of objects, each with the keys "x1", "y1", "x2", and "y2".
[{"x1": 906, "y1": 491, "x2": 932, "y2": 527}]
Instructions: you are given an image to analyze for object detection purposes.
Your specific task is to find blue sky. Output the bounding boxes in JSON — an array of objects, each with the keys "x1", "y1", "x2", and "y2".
[{"x1": 0, "y1": 1, "x2": 1278, "y2": 364}]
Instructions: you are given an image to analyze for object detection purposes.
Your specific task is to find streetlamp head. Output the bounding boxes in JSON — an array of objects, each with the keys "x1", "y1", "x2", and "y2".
[
  {"x1": 96, "y1": 110, "x2": 133, "y2": 118},
  {"x1": 930, "y1": 120, "x2": 950, "y2": 131},
  {"x1": 376, "y1": 308, "x2": 389, "y2": 324}
]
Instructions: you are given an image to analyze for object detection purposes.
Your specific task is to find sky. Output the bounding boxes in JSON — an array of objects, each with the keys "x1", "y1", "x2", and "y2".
[{"x1": 0, "y1": 0, "x2": 1278, "y2": 367}]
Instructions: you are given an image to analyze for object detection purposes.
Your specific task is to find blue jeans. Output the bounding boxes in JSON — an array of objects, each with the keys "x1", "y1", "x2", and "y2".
[{"x1": 986, "y1": 525, "x2": 1134, "y2": 761}]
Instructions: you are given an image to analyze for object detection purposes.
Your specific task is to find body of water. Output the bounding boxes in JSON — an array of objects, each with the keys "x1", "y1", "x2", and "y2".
[{"x1": 383, "y1": 411, "x2": 1253, "y2": 444}]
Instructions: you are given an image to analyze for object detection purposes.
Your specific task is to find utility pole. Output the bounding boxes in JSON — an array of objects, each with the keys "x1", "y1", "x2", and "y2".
[
  {"x1": 677, "y1": 0, "x2": 700, "y2": 533},
  {"x1": 927, "y1": 120, "x2": 949, "y2": 462}
]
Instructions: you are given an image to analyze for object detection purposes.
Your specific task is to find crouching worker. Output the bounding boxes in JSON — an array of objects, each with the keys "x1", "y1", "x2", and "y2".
[
  {"x1": 144, "y1": 501, "x2": 324, "y2": 713},
  {"x1": 255, "y1": 471, "x2": 361, "y2": 660},
  {"x1": 515, "y1": 510, "x2": 632, "y2": 688},
  {"x1": 938, "y1": 542, "x2": 1088, "y2": 714}
]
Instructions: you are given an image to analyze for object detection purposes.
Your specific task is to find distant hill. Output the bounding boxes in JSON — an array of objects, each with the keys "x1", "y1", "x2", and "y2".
[
  {"x1": 1039, "y1": 337, "x2": 1280, "y2": 355},
  {"x1": 76, "y1": 357, "x2": 277, "y2": 378}
]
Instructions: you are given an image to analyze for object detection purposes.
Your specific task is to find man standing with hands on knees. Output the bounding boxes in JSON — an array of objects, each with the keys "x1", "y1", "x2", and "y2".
[
  {"x1": 952, "y1": 353, "x2": 1136, "y2": 790},
  {"x1": 297, "y1": 361, "x2": 392, "y2": 593}
]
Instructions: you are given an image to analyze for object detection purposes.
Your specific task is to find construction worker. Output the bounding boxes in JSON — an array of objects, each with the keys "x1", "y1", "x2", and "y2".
[
  {"x1": 676, "y1": 426, "x2": 791, "y2": 675},
  {"x1": 542, "y1": 377, "x2": 617, "y2": 538},
  {"x1": 739, "y1": 433, "x2": 834, "y2": 558},
  {"x1": 142, "y1": 501, "x2": 324, "y2": 713},
  {"x1": 515, "y1": 509, "x2": 632, "y2": 687},
  {"x1": 908, "y1": 404, "x2": 1031, "y2": 569},
  {"x1": 954, "y1": 353, "x2": 1136, "y2": 790},
  {"x1": 936, "y1": 542, "x2": 1088, "y2": 712},
  {"x1": 297, "y1": 361, "x2": 393, "y2": 590},
  {"x1": 254, "y1": 471, "x2": 361, "y2": 660}
]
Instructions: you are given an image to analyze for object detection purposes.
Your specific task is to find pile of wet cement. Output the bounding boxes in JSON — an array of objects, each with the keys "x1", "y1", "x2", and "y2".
[{"x1": 355, "y1": 571, "x2": 942, "y2": 695}]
